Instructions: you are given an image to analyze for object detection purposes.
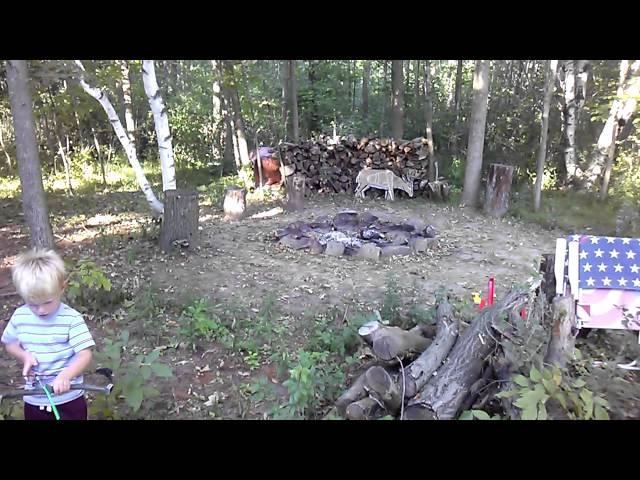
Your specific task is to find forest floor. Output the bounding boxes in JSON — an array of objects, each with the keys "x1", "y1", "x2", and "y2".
[{"x1": 1, "y1": 188, "x2": 639, "y2": 420}]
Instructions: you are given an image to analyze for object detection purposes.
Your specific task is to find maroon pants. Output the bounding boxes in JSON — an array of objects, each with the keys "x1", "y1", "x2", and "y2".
[{"x1": 24, "y1": 396, "x2": 88, "y2": 420}]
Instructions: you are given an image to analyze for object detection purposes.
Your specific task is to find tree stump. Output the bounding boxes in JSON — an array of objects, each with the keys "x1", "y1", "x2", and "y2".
[
  {"x1": 285, "y1": 174, "x2": 306, "y2": 211},
  {"x1": 159, "y1": 189, "x2": 199, "y2": 252},
  {"x1": 484, "y1": 163, "x2": 514, "y2": 218},
  {"x1": 223, "y1": 185, "x2": 247, "y2": 221}
]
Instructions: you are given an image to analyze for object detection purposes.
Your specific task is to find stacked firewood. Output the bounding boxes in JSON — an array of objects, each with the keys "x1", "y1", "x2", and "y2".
[{"x1": 275, "y1": 135, "x2": 431, "y2": 194}]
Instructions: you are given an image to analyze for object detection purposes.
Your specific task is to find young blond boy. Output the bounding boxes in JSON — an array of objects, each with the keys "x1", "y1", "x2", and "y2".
[{"x1": 2, "y1": 248, "x2": 95, "y2": 420}]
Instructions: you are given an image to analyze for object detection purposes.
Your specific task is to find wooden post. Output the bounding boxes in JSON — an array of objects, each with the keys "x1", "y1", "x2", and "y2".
[
  {"x1": 223, "y1": 185, "x2": 247, "y2": 221},
  {"x1": 544, "y1": 296, "x2": 577, "y2": 369},
  {"x1": 159, "y1": 189, "x2": 199, "y2": 252},
  {"x1": 484, "y1": 163, "x2": 514, "y2": 217},
  {"x1": 285, "y1": 174, "x2": 306, "y2": 211}
]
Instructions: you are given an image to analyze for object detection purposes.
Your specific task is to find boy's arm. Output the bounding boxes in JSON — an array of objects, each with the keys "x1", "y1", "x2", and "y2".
[
  {"x1": 4, "y1": 342, "x2": 39, "y2": 376},
  {"x1": 52, "y1": 348, "x2": 92, "y2": 394}
]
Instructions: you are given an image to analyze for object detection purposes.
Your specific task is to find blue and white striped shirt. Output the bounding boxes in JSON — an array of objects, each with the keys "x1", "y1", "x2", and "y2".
[{"x1": 1, "y1": 303, "x2": 95, "y2": 406}]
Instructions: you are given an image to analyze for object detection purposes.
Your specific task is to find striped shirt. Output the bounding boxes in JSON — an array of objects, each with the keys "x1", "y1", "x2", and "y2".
[{"x1": 1, "y1": 303, "x2": 95, "y2": 407}]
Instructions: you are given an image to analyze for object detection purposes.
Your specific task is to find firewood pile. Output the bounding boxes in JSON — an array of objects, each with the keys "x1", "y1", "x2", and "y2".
[{"x1": 275, "y1": 135, "x2": 437, "y2": 196}]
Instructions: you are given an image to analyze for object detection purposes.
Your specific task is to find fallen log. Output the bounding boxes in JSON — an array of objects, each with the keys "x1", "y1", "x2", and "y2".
[
  {"x1": 404, "y1": 290, "x2": 528, "y2": 420},
  {"x1": 358, "y1": 321, "x2": 432, "y2": 361},
  {"x1": 364, "y1": 366, "x2": 403, "y2": 413},
  {"x1": 401, "y1": 299, "x2": 459, "y2": 399},
  {"x1": 345, "y1": 396, "x2": 384, "y2": 420},
  {"x1": 335, "y1": 371, "x2": 368, "y2": 417}
]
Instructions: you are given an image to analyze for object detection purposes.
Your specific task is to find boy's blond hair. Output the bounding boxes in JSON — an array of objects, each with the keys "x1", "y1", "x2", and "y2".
[{"x1": 12, "y1": 248, "x2": 66, "y2": 304}]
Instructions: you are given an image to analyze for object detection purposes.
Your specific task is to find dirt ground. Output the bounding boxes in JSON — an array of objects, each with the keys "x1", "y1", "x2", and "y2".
[{"x1": 1, "y1": 191, "x2": 639, "y2": 419}]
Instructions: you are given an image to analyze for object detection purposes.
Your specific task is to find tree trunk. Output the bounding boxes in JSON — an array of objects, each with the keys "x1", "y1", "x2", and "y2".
[
  {"x1": 211, "y1": 60, "x2": 223, "y2": 162},
  {"x1": 280, "y1": 60, "x2": 289, "y2": 139},
  {"x1": 561, "y1": 60, "x2": 580, "y2": 184},
  {"x1": 362, "y1": 61, "x2": 370, "y2": 121},
  {"x1": 423, "y1": 59, "x2": 436, "y2": 181},
  {"x1": 120, "y1": 60, "x2": 138, "y2": 157},
  {"x1": 533, "y1": 60, "x2": 558, "y2": 212},
  {"x1": 543, "y1": 295, "x2": 577, "y2": 369},
  {"x1": 223, "y1": 185, "x2": 247, "y2": 221},
  {"x1": 5, "y1": 60, "x2": 55, "y2": 249},
  {"x1": 592, "y1": 60, "x2": 640, "y2": 197},
  {"x1": 462, "y1": 60, "x2": 490, "y2": 208},
  {"x1": 74, "y1": 60, "x2": 164, "y2": 215},
  {"x1": 307, "y1": 60, "x2": 320, "y2": 134},
  {"x1": 453, "y1": 60, "x2": 463, "y2": 121},
  {"x1": 159, "y1": 189, "x2": 199, "y2": 252},
  {"x1": 414, "y1": 60, "x2": 420, "y2": 103},
  {"x1": 380, "y1": 60, "x2": 388, "y2": 137},
  {"x1": 218, "y1": 62, "x2": 236, "y2": 174},
  {"x1": 46, "y1": 89, "x2": 73, "y2": 195},
  {"x1": 391, "y1": 60, "x2": 405, "y2": 140},
  {"x1": 288, "y1": 60, "x2": 299, "y2": 143},
  {"x1": 142, "y1": 60, "x2": 177, "y2": 193},
  {"x1": 223, "y1": 61, "x2": 251, "y2": 173},
  {"x1": 285, "y1": 174, "x2": 305, "y2": 212},
  {"x1": 90, "y1": 123, "x2": 107, "y2": 186},
  {"x1": 484, "y1": 163, "x2": 514, "y2": 218},
  {"x1": 358, "y1": 320, "x2": 431, "y2": 362},
  {"x1": 0, "y1": 120, "x2": 13, "y2": 168}
]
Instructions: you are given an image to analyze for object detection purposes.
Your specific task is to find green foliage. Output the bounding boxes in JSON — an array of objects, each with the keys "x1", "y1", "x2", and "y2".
[
  {"x1": 496, "y1": 365, "x2": 610, "y2": 420},
  {"x1": 459, "y1": 409, "x2": 502, "y2": 420},
  {"x1": 65, "y1": 258, "x2": 120, "y2": 313},
  {"x1": 381, "y1": 276, "x2": 403, "y2": 326},
  {"x1": 178, "y1": 298, "x2": 234, "y2": 351},
  {"x1": 90, "y1": 330, "x2": 173, "y2": 419}
]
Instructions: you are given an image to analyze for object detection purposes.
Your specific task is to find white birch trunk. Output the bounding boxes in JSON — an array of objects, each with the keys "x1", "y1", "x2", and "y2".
[
  {"x1": 142, "y1": 60, "x2": 177, "y2": 192},
  {"x1": 74, "y1": 60, "x2": 164, "y2": 215}
]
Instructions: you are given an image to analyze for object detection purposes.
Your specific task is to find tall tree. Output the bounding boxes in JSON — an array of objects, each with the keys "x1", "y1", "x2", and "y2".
[
  {"x1": 462, "y1": 60, "x2": 491, "y2": 208},
  {"x1": 211, "y1": 60, "x2": 223, "y2": 161},
  {"x1": 119, "y1": 60, "x2": 137, "y2": 154},
  {"x1": 75, "y1": 60, "x2": 164, "y2": 214},
  {"x1": 533, "y1": 60, "x2": 559, "y2": 212},
  {"x1": 451, "y1": 60, "x2": 464, "y2": 152},
  {"x1": 380, "y1": 60, "x2": 388, "y2": 136},
  {"x1": 222, "y1": 61, "x2": 251, "y2": 173},
  {"x1": 423, "y1": 60, "x2": 436, "y2": 181},
  {"x1": 288, "y1": 60, "x2": 300, "y2": 142},
  {"x1": 362, "y1": 61, "x2": 371, "y2": 121},
  {"x1": 391, "y1": 60, "x2": 405, "y2": 140},
  {"x1": 596, "y1": 60, "x2": 640, "y2": 199},
  {"x1": 142, "y1": 60, "x2": 177, "y2": 192},
  {"x1": 5, "y1": 60, "x2": 54, "y2": 249}
]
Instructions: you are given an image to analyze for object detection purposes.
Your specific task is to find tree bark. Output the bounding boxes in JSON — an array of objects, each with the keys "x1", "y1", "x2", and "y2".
[
  {"x1": 223, "y1": 61, "x2": 251, "y2": 170},
  {"x1": 211, "y1": 60, "x2": 223, "y2": 162},
  {"x1": 358, "y1": 320, "x2": 431, "y2": 362},
  {"x1": 288, "y1": 60, "x2": 299, "y2": 143},
  {"x1": 533, "y1": 60, "x2": 558, "y2": 212},
  {"x1": 391, "y1": 60, "x2": 405, "y2": 140},
  {"x1": 462, "y1": 60, "x2": 490, "y2": 208},
  {"x1": 120, "y1": 60, "x2": 138, "y2": 156},
  {"x1": 380, "y1": 60, "x2": 388, "y2": 137},
  {"x1": 484, "y1": 163, "x2": 514, "y2": 218},
  {"x1": 423, "y1": 60, "x2": 436, "y2": 181},
  {"x1": 74, "y1": 60, "x2": 164, "y2": 214},
  {"x1": 362, "y1": 61, "x2": 370, "y2": 121},
  {"x1": 142, "y1": 60, "x2": 177, "y2": 193},
  {"x1": 285, "y1": 173, "x2": 305, "y2": 212},
  {"x1": 5, "y1": 60, "x2": 55, "y2": 249},
  {"x1": 401, "y1": 299, "x2": 459, "y2": 399},
  {"x1": 543, "y1": 295, "x2": 577, "y2": 369},
  {"x1": 159, "y1": 189, "x2": 199, "y2": 252}
]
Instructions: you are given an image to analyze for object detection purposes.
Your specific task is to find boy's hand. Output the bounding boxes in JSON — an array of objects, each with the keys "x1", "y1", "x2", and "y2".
[
  {"x1": 52, "y1": 373, "x2": 71, "y2": 395},
  {"x1": 22, "y1": 351, "x2": 38, "y2": 377}
]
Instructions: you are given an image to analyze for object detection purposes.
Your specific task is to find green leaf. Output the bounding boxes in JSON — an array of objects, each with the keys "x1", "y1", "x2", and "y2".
[
  {"x1": 573, "y1": 379, "x2": 586, "y2": 389},
  {"x1": 145, "y1": 350, "x2": 161, "y2": 363},
  {"x1": 495, "y1": 389, "x2": 518, "y2": 399},
  {"x1": 529, "y1": 367, "x2": 543, "y2": 382},
  {"x1": 542, "y1": 367, "x2": 553, "y2": 381},
  {"x1": 125, "y1": 387, "x2": 144, "y2": 412},
  {"x1": 471, "y1": 410, "x2": 491, "y2": 420},
  {"x1": 573, "y1": 347, "x2": 583, "y2": 360},
  {"x1": 459, "y1": 411, "x2": 474, "y2": 420},
  {"x1": 594, "y1": 405, "x2": 609, "y2": 420},
  {"x1": 141, "y1": 366, "x2": 152, "y2": 380},
  {"x1": 594, "y1": 396, "x2": 609, "y2": 408},
  {"x1": 120, "y1": 330, "x2": 130, "y2": 344},
  {"x1": 542, "y1": 378, "x2": 557, "y2": 394},
  {"x1": 513, "y1": 374, "x2": 530, "y2": 387},
  {"x1": 553, "y1": 392, "x2": 568, "y2": 410},
  {"x1": 151, "y1": 363, "x2": 173, "y2": 378},
  {"x1": 538, "y1": 402, "x2": 548, "y2": 420},
  {"x1": 521, "y1": 404, "x2": 538, "y2": 420}
]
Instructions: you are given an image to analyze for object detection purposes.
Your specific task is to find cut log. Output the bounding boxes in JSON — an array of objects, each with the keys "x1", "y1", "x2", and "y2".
[
  {"x1": 404, "y1": 290, "x2": 528, "y2": 420},
  {"x1": 401, "y1": 300, "x2": 459, "y2": 399},
  {"x1": 484, "y1": 163, "x2": 514, "y2": 218},
  {"x1": 285, "y1": 174, "x2": 306, "y2": 212},
  {"x1": 364, "y1": 366, "x2": 402, "y2": 413},
  {"x1": 358, "y1": 321, "x2": 432, "y2": 361},
  {"x1": 345, "y1": 396, "x2": 384, "y2": 420},
  {"x1": 381, "y1": 245, "x2": 412, "y2": 257},
  {"x1": 159, "y1": 189, "x2": 199, "y2": 252},
  {"x1": 335, "y1": 371, "x2": 368, "y2": 417},
  {"x1": 223, "y1": 185, "x2": 247, "y2": 221},
  {"x1": 354, "y1": 243, "x2": 381, "y2": 261},
  {"x1": 543, "y1": 295, "x2": 577, "y2": 369}
]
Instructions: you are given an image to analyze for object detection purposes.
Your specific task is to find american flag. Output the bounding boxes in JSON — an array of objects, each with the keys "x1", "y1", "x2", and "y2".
[{"x1": 565, "y1": 235, "x2": 640, "y2": 330}]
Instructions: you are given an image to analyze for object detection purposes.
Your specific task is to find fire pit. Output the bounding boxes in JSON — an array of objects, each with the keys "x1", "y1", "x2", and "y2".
[{"x1": 275, "y1": 210, "x2": 437, "y2": 261}]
